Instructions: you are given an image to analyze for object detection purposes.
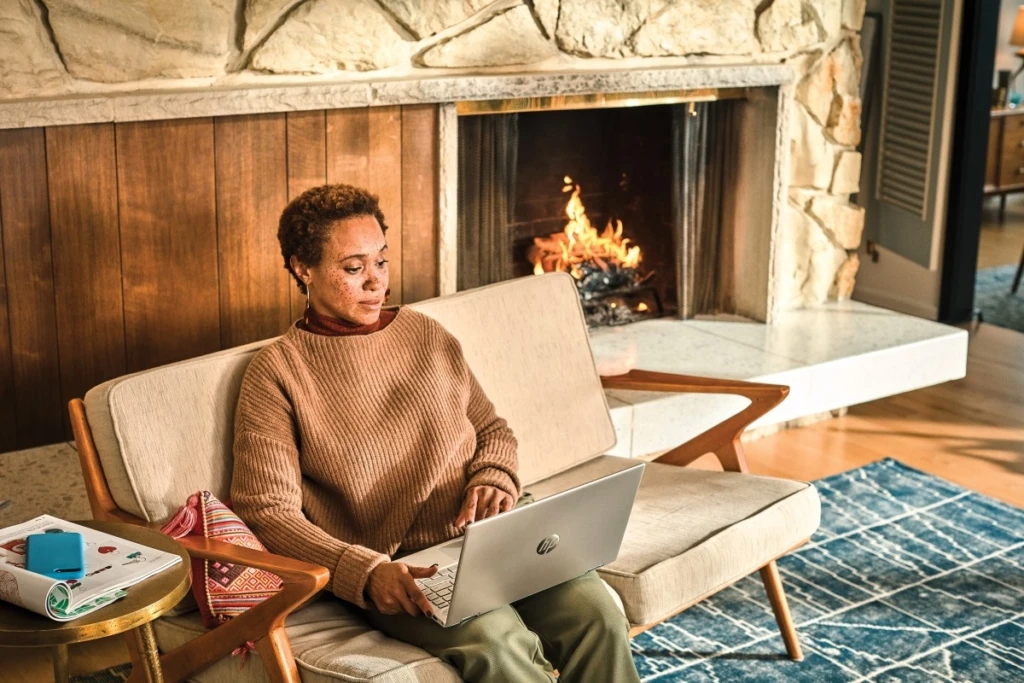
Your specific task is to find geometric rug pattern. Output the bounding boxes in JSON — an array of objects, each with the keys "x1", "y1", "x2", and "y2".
[
  {"x1": 975, "y1": 264, "x2": 1024, "y2": 333},
  {"x1": 631, "y1": 458, "x2": 1024, "y2": 681}
]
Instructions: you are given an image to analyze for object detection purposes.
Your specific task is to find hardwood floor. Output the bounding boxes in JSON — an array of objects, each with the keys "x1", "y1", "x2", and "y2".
[
  {"x1": 978, "y1": 195, "x2": 1024, "y2": 270},
  {"x1": 2, "y1": 324, "x2": 1021, "y2": 682}
]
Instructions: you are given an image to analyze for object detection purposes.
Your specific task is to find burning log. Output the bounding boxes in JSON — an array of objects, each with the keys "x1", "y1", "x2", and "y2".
[{"x1": 530, "y1": 177, "x2": 650, "y2": 291}]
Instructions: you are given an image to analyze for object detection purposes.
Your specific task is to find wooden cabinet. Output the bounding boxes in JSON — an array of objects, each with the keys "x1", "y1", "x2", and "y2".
[{"x1": 985, "y1": 109, "x2": 1024, "y2": 216}]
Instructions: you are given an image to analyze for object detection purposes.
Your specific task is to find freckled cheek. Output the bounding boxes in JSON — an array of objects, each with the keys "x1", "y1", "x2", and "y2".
[{"x1": 326, "y1": 273, "x2": 360, "y2": 305}]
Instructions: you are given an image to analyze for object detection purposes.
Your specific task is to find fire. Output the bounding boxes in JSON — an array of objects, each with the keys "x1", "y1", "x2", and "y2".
[{"x1": 530, "y1": 176, "x2": 642, "y2": 278}]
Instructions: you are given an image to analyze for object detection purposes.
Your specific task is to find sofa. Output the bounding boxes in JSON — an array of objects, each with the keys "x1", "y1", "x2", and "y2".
[{"x1": 71, "y1": 272, "x2": 821, "y2": 682}]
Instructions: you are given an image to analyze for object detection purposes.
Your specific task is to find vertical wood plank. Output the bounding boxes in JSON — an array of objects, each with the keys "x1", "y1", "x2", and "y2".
[
  {"x1": 286, "y1": 110, "x2": 327, "y2": 321},
  {"x1": 0, "y1": 182, "x2": 16, "y2": 451},
  {"x1": 215, "y1": 114, "x2": 291, "y2": 347},
  {"x1": 0, "y1": 128, "x2": 62, "y2": 448},
  {"x1": 116, "y1": 119, "x2": 220, "y2": 373},
  {"x1": 366, "y1": 106, "x2": 403, "y2": 303},
  {"x1": 325, "y1": 108, "x2": 369, "y2": 189},
  {"x1": 46, "y1": 124, "x2": 126, "y2": 434},
  {"x1": 401, "y1": 105, "x2": 439, "y2": 303}
]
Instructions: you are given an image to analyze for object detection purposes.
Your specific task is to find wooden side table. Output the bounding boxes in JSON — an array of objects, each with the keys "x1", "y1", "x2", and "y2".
[{"x1": 0, "y1": 521, "x2": 190, "y2": 683}]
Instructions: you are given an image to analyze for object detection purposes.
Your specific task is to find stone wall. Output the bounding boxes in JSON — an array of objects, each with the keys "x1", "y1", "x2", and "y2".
[{"x1": 1, "y1": 0, "x2": 866, "y2": 308}]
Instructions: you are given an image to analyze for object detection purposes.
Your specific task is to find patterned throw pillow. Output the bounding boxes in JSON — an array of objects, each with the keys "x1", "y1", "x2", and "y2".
[{"x1": 161, "y1": 491, "x2": 283, "y2": 629}]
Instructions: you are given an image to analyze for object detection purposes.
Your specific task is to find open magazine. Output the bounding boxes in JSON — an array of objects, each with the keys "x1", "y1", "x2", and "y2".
[{"x1": 0, "y1": 515, "x2": 183, "y2": 622}]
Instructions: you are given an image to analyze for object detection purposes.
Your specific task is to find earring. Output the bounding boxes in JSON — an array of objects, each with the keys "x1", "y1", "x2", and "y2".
[{"x1": 305, "y1": 282, "x2": 311, "y2": 309}]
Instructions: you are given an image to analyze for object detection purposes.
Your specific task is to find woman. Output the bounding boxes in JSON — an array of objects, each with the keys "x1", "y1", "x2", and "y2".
[{"x1": 231, "y1": 184, "x2": 640, "y2": 683}]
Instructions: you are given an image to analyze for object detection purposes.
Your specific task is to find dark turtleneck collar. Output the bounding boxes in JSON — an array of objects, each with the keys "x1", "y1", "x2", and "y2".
[{"x1": 299, "y1": 305, "x2": 398, "y2": 336}]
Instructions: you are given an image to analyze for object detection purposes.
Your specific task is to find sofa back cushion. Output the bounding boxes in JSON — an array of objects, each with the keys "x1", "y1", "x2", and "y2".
[{"x1": 84, "y1": 273, "x2": 616, "y2": 522}]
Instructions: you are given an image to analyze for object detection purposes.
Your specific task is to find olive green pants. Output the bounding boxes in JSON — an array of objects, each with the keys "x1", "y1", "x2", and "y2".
[{"x1": 364, "y1": 570, "x2": 640, "y2": 683}]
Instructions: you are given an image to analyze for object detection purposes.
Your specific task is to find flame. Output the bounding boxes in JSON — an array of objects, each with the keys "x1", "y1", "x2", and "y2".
[{"x1": 530, "y1": 177, "x2": 642, "y2": 277}]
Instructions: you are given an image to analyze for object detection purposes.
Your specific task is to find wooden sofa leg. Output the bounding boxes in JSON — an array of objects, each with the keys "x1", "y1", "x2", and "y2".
[
  {"x1": 256, "y1": 626, "x2": 301, "y2": 683},
  {"x1": 759, "y1": 560, "x2": 803, "y2": 661},
  {"x1": 715, "y1": 439, "x2": 749, "y2": 473}
]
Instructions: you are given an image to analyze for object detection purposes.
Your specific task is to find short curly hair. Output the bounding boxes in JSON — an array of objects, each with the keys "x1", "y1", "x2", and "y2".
[{"x1": 278, "y1": 184, "x2": 389, "y2": 294}]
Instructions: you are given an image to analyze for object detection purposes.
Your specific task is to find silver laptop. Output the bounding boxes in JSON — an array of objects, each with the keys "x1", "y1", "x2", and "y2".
[{"x1": 401, "y1": 463, "x2": 645, "y2": 627}]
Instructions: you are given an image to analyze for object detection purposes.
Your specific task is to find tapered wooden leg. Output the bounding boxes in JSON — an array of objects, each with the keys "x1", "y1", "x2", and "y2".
[
  {"x1": 759, "y1": 560, "x2": 803, "y2": 661},
  {"x1": 52, "y1": 643, "x2": 69, "y2": 683},
  {"x1": 255, "y1": 626, "x2": 301, "y2": 683},
  {"x1": 715, "y1": 439, "x2": 749, "y2": 473}
]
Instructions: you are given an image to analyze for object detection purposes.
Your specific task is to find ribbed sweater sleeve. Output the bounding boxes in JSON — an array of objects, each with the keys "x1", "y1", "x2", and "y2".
[
  {"x1": 231, "y1": 363, "x2": 388, "y2": 608},
  {"x1": 232, "y1": 430, "x2": 388, "y2": 608}
]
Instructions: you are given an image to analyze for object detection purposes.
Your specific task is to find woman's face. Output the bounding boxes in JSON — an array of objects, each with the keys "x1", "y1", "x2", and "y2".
[{"x1": 291, "y1": 215, "x2": 389, "y2": 325}]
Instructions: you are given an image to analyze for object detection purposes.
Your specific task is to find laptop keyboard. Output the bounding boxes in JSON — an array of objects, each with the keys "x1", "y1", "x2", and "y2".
[{"x1": 417, "y1": 565, "x2": 458, "y2": 610}]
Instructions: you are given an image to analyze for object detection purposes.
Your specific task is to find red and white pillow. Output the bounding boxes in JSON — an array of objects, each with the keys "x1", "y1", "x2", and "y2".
[{"x1": 161, "y1": 491, "x2": 283, "y2": 629}]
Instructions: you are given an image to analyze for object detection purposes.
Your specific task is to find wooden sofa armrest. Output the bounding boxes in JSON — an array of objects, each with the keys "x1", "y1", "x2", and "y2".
[
  {"x1": 600, "y1": 369, "x2": 790, "y2": 473},
  {"x1": 69, "y1": 398, "x2": 329, "y2": 683},
  {"x1": 157, "y1": 538, "x2": 329, "y2": 683}
]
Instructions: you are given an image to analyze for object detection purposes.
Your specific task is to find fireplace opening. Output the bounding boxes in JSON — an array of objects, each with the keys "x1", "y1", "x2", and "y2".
[{"x1": 455, "y1": 92, "x2": 772, "y2": 327}]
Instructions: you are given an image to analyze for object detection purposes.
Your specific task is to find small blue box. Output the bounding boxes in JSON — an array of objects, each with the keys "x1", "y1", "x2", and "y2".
[{"x1": 25, "y1": 531, "x2": 85, "y2": 580}]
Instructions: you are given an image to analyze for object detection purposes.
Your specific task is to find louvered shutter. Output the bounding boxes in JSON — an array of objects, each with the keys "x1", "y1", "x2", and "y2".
[{"x1": 876, "y1": 0, "x2": 944, "y2": 218}]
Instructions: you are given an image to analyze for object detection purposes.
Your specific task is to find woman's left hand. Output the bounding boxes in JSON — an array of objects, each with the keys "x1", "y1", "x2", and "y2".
[{"x1": 454, "y1": 485, "x2": 514, "y2": 528}]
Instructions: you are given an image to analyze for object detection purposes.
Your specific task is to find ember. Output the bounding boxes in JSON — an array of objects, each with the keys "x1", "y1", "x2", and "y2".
[{"x1": 529, "y1": 177, "x2": 660, "y2": 326}]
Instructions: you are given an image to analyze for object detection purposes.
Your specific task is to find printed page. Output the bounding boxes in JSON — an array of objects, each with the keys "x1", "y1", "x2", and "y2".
[{"x1": 0, "y1": 515, "x2": 182, "y2": 621}]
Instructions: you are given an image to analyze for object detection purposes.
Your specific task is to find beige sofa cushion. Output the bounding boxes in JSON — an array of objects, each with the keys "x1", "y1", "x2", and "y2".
[
  {"x1": 528, "y1": 456, "x2": 821, "y2": 626},
  {"x1": 155, "y1": 596, "x2": 461, "y2": 683},
  {"x1": 84, "y1": 273, "x2": 615, "y2": 522}
]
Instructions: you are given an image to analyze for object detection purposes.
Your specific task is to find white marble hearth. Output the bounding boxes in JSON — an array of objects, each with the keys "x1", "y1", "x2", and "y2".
[{"x1": 592, "y1": 301, "x2": 969, "y2": 459}]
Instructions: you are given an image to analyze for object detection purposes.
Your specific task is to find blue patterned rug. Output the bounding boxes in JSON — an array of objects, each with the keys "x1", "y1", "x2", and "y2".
[
  {"x1": 631, "y1": 458, "x2": 1024, "y2": 681},
  {"x1": 975, "y1": 264, "x2": 1024, "y2": 333}
]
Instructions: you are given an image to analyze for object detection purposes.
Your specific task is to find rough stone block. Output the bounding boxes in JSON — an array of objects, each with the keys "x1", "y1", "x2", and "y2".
[
  {"x1": 830, "y1": 150, "x2": 862, "y2": 194},
  {"x1": 419, "y1": 5, "x2": 558, "y2": 67},
  {"x1": 831, "y1": 37, "x2": 863, "y2": 98},
  {"x1": 806, "y1": 236, "x2": 849, "y2": 302},
  {"x1": 790, "y1": 103, "x2": 837, "y2": 189},
  {"x1": 42, "y1": 0, "x2": 233, "y2": 81},
  {"x1": 554, "y1": 0, "x2": 646, "y2": 57},
  {"x1": 244, "y1": 0, "x2": 294, "y2": 51},
  {"x1": 826, "y1": 93, "x2": 862, "y2": 146},
  {"x1": 0, "y1": 0, "x2": 66, "y2": 97},
  {"x1": 776, "y1": 203, "x2": 815, "y2": 308},
  {"x1": 831, "y1": 252, "x2": 860, "y2": 299},
  {"x1": 250, "y1": 0, "x2": 409, "y2": 73},
  {"x1": 795, "y1": 51, "x2": 836, "y2": 124},
  {"x1": 556, "y1": 0, "x2": 756, "y2": 58},
  {"x1": 809, "y1": 195, "x2": 865, "y2": 249},
  {"x1": 813, "y1": 0, "x2": 843, "y2": 43},
  {"x1": 632, "y1": 0, "x2": 756, "y2": 56},
  {"x1": 842, "y1": 0, "x2": 866, "y2": 31},
  {"x1": 378, "y1": 0, "x2": 493, "y2": 40},
  {"x1": 534, "y1": 0, "x2": 559, "y2": 38},
  {"x1": 759, "y1": 0, "x2": 820, "y2": 53}
]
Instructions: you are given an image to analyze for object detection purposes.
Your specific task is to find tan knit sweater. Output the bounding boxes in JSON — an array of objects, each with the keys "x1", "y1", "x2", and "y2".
[{"x1": 230, "y1": 306, "x2": 521, "y2": 609}]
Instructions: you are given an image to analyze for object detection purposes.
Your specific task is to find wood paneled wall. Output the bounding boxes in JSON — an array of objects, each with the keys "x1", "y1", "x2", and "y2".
[{"x1": 0, "y1": 105, "x2": 439, "y2": 451}]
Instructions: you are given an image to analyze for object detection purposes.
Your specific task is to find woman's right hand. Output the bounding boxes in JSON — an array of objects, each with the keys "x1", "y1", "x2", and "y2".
[{"x1": 367, "y1": 562, "x2": 438, "y2": 617}]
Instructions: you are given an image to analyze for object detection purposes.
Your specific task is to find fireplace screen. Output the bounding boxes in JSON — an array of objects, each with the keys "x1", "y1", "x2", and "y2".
[{"x1": 458, "y1": 100, "x2": 734, "y2": 327}]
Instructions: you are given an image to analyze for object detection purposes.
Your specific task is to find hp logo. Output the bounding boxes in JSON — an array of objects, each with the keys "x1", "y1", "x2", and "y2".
[{"x1": 536, "y1": 534, "x2": 560, "y2": 555}]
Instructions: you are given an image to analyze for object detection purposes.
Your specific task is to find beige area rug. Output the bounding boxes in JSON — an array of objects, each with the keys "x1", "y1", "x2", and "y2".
[{"x1": 0, "y1": 442, "x2": 93, "y2": 527}]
